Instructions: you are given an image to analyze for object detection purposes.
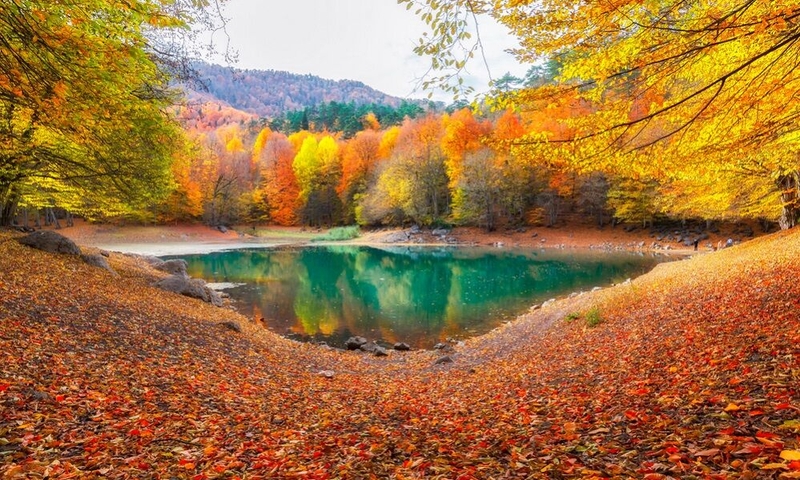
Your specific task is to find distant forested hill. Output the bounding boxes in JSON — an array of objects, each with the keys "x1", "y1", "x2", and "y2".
[{"x1": 183, "y1": 62, "x2": 421, "y2": 118}]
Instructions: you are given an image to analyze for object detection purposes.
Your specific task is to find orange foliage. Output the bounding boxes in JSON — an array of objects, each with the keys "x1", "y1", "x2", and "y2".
[
  {"x1": 441, "y1": 108, "x2": 491, "y2": 187},
  {"x1": 337, "y1": 130, "x2": 382, "y2": 196}
]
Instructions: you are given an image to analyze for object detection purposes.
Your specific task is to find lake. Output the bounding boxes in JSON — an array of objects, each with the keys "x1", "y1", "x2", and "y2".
[{"x1": 173, "y1": 246, "x2": 670, "y2": 349}]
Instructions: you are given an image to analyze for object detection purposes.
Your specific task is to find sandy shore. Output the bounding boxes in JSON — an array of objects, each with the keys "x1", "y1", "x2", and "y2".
[{"x1": 49, "y1": 219, "x2": 756, "y2": 256}]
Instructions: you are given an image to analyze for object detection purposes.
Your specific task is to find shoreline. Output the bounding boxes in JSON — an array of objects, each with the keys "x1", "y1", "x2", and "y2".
[{"x1": 45, "y1": 220, "x2": 741, "y2": 256}]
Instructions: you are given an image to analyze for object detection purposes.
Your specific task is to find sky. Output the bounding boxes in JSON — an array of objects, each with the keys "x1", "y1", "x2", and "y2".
[{"x1": 208, "y1": 0, "x2": 530, "y2": 102}]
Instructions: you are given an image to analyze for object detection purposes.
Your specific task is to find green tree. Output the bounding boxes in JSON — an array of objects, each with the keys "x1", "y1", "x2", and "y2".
[{"x1": 0, "y1": 0, "x2": 224, "y2": 225}]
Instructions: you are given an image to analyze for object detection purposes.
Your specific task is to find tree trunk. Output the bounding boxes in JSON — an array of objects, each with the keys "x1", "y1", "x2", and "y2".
[{"x1": 778, "y1": 172, "x2": 799, "y2": 230}]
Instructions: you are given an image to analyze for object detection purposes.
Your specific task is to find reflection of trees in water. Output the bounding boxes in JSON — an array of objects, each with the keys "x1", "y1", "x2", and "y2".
[{"x1": 175, "y1": 247, "x2": 667, "y2": 348}]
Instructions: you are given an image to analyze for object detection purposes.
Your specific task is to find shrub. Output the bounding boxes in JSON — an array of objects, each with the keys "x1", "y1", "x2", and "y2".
[
  {"x1": 312, "y1": 226, "x2": 361, "y2": 242},
  {"x1": 585, "y1": 307, "x2": 604, "y2": 328},
  {"x1": 565, "y1": 312, "x2": 580, "y2": 322}
]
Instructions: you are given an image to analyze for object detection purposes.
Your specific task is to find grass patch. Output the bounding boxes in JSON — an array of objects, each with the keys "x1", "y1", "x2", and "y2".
[
  {"x1": 565, "y1": 312, "x2": 580, "y2": 323},
  {"x1": 312, "y1": 226, "x2": 361, "y2": 242},
  {"x1": 585, "y1": 307, "x2": 604, "y2": 328}
]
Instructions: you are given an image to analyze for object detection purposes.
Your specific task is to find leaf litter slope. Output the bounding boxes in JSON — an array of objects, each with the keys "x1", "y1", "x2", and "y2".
[{"x1": 0, "y1": 231, "x2": 797, "y2": 479}]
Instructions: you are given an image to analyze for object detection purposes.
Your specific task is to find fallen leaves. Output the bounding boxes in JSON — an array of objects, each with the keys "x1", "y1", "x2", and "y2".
[{"x1": 0, "y1": 229, "x2": 798, "y2": 477}]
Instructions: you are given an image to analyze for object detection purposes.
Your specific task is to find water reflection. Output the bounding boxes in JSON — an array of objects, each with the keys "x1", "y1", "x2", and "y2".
[{"x1": 173, "y1": 246, "x2": 669, "y2": 348}]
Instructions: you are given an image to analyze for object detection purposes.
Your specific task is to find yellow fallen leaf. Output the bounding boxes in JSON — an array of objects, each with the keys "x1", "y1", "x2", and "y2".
[
  {"x1": 761, "y1": 463, "x2": 788, "y2": 470},
  {"x1": 780, "y1": 450, "x2": 800, "y2": 461},
  {"x1": 724, "y1": 403, "x2": 741, "y2": 412}
]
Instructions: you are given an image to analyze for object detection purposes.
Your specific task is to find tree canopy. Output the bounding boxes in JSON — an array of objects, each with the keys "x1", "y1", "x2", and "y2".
[
  {"x1": 0, "y1": 0, "x2": 224, "y2": 224},
  {"x1": 400, "y1": 0, "x2": 800, "y2": 228}
]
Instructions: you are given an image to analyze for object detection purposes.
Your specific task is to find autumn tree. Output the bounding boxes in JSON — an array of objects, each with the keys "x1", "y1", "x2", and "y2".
[
  {"x1": 293, "y1": 135, "x2": 343, "y2": 226},
  {"x1": 0, "y1": 0, "x2": 226, "y2": 225},
  {"x1": 390, "y1": 116, "x2": 450, "y2": 225},
  {"x1": 338, "y1": 130, "x2": 382, "y2": 223}
]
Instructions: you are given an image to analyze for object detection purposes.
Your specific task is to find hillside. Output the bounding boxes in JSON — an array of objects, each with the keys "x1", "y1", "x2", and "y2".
[
  {"x1": 184, "y1": 62, "x2": 415, "y2": 118},
  {"x1": 0, "y1": 229, "x2": 798, "y2": 478}
]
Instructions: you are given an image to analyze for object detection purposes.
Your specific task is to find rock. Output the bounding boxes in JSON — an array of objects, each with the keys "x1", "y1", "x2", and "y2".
[
  {"x1": 531, "y1": 232, "x2": 538, "y2": 238},
  {"x1": 373, "y1": 346, "x2": 389, "y2": 357},
  {"x1": 29, "y1": 390, "x2": 53, "y2": 402},
  {"x1": 80, "y1": 253, "x2": 118, "y2": 276},
  {"x1": 17, "y1": 231, "x2": 80, "y2": 255},
  {"x1": 394, "y1": 342, "x2": 411, "y2": 351},
  {"x1": 154, "y1": 259, "x2": 188, "y2": 277},
  {"x1": 541, "y1": 298, "x2": 556, "y2": 308},
  {"x1": 432, "y1": 228, "x2": 450, "y2": 237},
  {"x1": 410, "y1": 225, "x2": 421, "y2": 234},
  {"x1": 220, "y1": 321, "x2": 241, "y2": 333},
  {"x1": 217, "y1": 225, "x2": 228, "y2": 234},
  {"x1": 540, "y1": 238, "x2": 546, "y2": 243},
  {"x1": 155, "y1": 275, "x2": 223, "y2": 307},
  {"x1": 345, "y1": 336, "x2": 368, "y2": 350},
  {"x1": 382, "y1": 231, "x2": 410, "y2": 243},
  {"x1": 591, "y1": 286, "x2": 602, "y2": 292},
  {"x1": 493, "y1": 241, "x2": 504, "y2": 248},
  {"x1": 529, "y1": 304, "x2": 541, "y2": 311},
  {"x1": 99, "y1": 250, "x2": 111, "y2": 258},
  {"x1": 139, "y1": 255, "x2": 164, "y2": 266},
  {"x1": 434, "y1": 355, "x2": 454, "y2": 365},
  {"x1": 319, "y1": 370, "x2": 335, "y2": 379},
  {"x1": 359, "y1": 342, "x2": 377, "y2": 353},
  {"x1": 433, "y1": 342, "x2": 447, "y2": 350}
]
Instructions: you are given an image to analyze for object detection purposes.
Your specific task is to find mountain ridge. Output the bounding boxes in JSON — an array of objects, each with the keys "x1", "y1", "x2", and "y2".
[{"x1": 182, "y1": 61, "x2": 424, "y2": 119}]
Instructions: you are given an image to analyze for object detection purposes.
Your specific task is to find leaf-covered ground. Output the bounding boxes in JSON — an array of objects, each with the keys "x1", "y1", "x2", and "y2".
[{"x1": 0, "y1": 229, "x2": 798, "y2": 479}]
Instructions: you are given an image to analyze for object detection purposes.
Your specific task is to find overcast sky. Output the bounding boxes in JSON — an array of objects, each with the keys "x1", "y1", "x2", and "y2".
[{"x1": 208, "y1": 0, "x2": 529, "y2": 101}]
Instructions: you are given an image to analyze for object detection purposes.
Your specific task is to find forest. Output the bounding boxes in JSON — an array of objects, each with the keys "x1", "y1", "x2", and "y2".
[{"x1": 1, "y1": 0, "x2": 798, "y2": 233}]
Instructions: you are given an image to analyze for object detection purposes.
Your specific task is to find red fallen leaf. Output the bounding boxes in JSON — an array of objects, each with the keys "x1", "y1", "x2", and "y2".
[
  {"x1": 665, "y1": 445, "x2": 680, "y2": 455},
  {"x1": 192, "y1": 475, "x2": 208, "y2": 480},
  {"x1": 733, "y1": 444, "x2": 763, "y2": 456},
  {"x1": 756, "y1": 431, "x2": 779, "y2": 439},
  {"x1": 788, "y1": 460, "x2": 800, "y2": 470},
  {"x1": 749, "y1": 409, "x2": 765, "y2": 416},
  {"x1": 128, "y1": 428, "x2": 140, "y2": 436},
  {"x1": 695, "y1": 449, "x2": 720, "y2": 457},
  {"x1": 0, "y1": 383, "x2": 9, "y2": 392},
  {"x1": 54, "y1": 394, "x2": 65, "y2": 402},
  {"x1": 776, "y1": 403, "x2": 792, "y2": 410},
  {"x1": 718, "y1": 427, "x2": 735, "y2": 435}
]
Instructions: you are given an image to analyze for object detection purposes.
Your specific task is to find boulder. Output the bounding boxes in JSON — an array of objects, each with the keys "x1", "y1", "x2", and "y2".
[
  {"x1": 319, "y1": 370, "x2": 335, "y2": 379},
  {"x1": 434, "y1": 355, "x2": 454, "y2": 365},
  {"x1": 17, "y1": 231, "x2": 80, "y2": 255},
  {"x1": 432, "y1": 228, "x2": 450, "y2": 237},
  {"x1": 393, "y1": 342, "x2": 411, "y2": 351},
  {"x1": 80, "y1": 253, "x2": 118, "y2": 276},
  {"x1": 155, "y1": 274, "x2": 223, "y2": 307},
  {"x1": 345, "y1": 336, "x2": 368, "y2": 350},
  {"x1": 154, "y1": 259, "x2": 188, "y2": 277},
  {"x1": 220, "y1": 321, "x2": 241, "y2": 333},
  {"x1": 373, "y1": 346, "x2": 389, "y2": 357},
  {"x1": 382, "y1": 231, "x2": 410, "y2": 243}
]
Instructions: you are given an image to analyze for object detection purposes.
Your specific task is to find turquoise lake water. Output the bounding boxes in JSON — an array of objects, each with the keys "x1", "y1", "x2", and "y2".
[{"x1": 175, "y1": 246, "x2": 670, "y2": 349}]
